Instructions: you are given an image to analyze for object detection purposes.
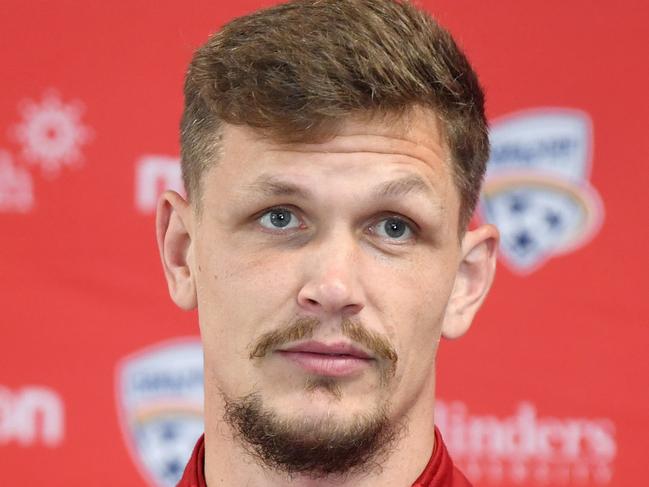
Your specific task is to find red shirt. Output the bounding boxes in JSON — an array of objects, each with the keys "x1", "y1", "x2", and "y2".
[{"x1": 177, "y1": 427, "x2": 472, "y2": 487}]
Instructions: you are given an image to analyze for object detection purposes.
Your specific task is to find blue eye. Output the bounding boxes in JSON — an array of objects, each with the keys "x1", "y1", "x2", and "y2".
[
  {"x1": 374, "y1": 217, "x2": 414, "y2": 241},
  {"x1": 259, "y1": 208, "x2": 300, "y2": 230}
]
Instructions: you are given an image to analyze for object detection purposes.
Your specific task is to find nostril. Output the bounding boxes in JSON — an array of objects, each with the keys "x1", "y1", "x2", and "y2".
[
  {"x1": 306, "y1": 298, "x2": 319, "y2": 306},
  {"x1": 343, "y1": 303, "x2": 364, "y2": 317}
]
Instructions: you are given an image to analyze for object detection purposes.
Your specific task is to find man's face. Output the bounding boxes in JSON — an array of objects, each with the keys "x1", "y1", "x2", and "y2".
[{"x1": 190, "y1": 110, "x2": 463, "y2": 436}]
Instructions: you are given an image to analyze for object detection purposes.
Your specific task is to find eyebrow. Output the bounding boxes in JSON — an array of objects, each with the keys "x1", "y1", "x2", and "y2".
[
  {"x1": 243, "y1": 174, "x2": 313, "y2": 199},
  {"x1": 243, "y1": 173, "x2": 435, "y2": 202},
  {"x1": 371, "y1": 174, "x2": 435, "y2": 199}
]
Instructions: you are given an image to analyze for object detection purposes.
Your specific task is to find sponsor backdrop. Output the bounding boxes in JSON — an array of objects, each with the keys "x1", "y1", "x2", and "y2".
[{"x1": 1, "y1": 1, "x2": 647, "y2": 486}]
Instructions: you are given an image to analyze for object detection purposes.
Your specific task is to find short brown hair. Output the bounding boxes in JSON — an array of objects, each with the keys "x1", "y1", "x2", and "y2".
[{"x1": 181, "y1": 0, "x2": 488, "y2": 229}]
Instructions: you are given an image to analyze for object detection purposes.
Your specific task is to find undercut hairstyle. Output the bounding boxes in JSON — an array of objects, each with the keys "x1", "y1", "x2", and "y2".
[{"x1": 181, "y1": 0, "x2": 489, "y2": 230}]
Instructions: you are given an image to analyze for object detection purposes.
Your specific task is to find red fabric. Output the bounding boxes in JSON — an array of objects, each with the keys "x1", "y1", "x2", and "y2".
[
  {"x1": 412, "y1": 427, "x2": 473, "y2": 487},
  {"x1": 177, "y1": 433, "x2": 205, "y2": 487},
  {"x1": 177, "y1": 427, "x2": 471, "y2": 487}
]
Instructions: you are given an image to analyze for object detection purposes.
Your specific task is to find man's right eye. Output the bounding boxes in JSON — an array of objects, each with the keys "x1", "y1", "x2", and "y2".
[{"x1": 258, "y1": 208, "x2": 301, "y2": 230}]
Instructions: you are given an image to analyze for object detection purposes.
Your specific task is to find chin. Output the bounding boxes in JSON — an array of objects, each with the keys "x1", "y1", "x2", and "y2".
[{"x1": 222, "y1": 386, "x2": 401, "y2": 477}]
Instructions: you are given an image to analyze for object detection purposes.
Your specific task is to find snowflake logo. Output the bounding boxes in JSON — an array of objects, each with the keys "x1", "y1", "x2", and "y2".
[{"x1": 11, "y1": 90, "x2": 92, "y2": 177}]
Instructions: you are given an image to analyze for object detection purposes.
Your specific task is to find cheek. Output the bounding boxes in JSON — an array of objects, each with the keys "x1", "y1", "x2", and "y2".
[
  {"x1": 378, "y1": 252, "x2": 458, "y2": 373},
  {"x1": 399, "y1": 282, "x2": 448, "y2": 356},
  {"x1": 195, "y1": 242, "x2": 300, "y2": 354}
]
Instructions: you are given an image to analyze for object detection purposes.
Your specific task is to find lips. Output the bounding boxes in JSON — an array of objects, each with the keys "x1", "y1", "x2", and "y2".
[{"x1": 277, "y1": 341, "x2": 373, "y2": 377}]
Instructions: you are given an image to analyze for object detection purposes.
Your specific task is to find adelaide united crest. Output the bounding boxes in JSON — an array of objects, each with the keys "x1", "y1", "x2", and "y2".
[
  {"x1": 115, "y1": 338, "x2": 204, "y2": 486},
  {"x1": 480, "y1": 109, "x2": 604, "y2": 274}
]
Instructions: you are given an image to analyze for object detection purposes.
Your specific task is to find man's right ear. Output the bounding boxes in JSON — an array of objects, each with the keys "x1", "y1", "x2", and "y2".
[{"x1": 155, "y1": 190, "x2": 197, "y2": 310}]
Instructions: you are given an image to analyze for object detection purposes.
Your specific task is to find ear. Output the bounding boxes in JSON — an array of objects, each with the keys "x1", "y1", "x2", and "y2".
[
  {"x1": 155, "y1": 190, "x2": 197, "y2": 310},
  {"x1": 441, "y1": 224, "x2": 499, "y2": 339}
]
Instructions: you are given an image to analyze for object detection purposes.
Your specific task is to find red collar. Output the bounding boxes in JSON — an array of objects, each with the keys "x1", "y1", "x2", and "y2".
[{"x1": 177, "y1": 427, "x2": 471, "y2": 487}]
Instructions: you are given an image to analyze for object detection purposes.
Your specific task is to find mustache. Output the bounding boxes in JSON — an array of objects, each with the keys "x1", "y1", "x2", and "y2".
[{"x1": 248, "y1": 317, "x2": 398, "y2": 367}]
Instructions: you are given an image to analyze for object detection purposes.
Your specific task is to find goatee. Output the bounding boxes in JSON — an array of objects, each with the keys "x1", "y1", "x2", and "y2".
[{"x1": 223, "y1": 392, "x2": 404, "y2": 479}]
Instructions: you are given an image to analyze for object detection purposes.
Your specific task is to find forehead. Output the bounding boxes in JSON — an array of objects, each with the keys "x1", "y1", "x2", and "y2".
[{"x1": 201, "y1": 108, "x2": 458, "y2": 216}]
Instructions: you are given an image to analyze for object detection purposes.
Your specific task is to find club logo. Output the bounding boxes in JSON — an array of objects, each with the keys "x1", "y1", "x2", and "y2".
[
  {"x1": 115, "y1": 338, "x2": 204, "y2": 487},
  {"x1": 479, "y1": 109, "x2": 604, "y2": 274}
]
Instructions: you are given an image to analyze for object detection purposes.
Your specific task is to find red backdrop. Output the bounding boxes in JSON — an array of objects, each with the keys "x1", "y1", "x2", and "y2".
[{"x1": 1, "y1": 1, "x2": 648, "y2": 485}]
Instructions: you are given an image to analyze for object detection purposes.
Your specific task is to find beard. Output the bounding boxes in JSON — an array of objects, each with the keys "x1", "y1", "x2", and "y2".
[
  {"x1": 223, "y1": 391, "x2": 404, "y2": 479},
  {"x1": 221, "y1": 316, "x2": 403, "y2": 478}
]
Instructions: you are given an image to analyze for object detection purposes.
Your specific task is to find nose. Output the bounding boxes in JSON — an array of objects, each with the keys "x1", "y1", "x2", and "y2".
[{"x1": 296, "y1": 236, "x2": 365, "y2": 318}]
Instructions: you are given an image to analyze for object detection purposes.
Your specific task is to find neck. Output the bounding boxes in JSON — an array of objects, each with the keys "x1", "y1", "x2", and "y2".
[{"x1": 203, "y1": 379, "x2": 438, "y2": 487}]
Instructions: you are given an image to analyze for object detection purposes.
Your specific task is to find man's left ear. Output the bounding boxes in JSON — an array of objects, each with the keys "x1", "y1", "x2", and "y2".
[{"x1": 442, "y1": 224, "x2": 499, "y2": 339}]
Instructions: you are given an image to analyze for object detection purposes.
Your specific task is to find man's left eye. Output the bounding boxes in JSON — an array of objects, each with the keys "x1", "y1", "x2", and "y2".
[
  {"x1": 258, "y1": 208, "x2": 301, "y2": 230},
  {"x1": 372, "y1": 217, "x2": 414, "y2": 241}
]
